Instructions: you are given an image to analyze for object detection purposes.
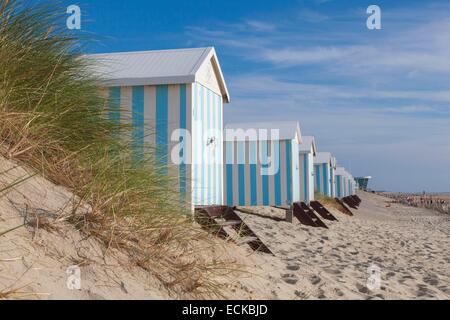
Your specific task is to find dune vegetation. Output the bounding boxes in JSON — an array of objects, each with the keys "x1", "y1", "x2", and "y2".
[{"x1": 0, "y1": 0, "x2": 232, "y2": 298}]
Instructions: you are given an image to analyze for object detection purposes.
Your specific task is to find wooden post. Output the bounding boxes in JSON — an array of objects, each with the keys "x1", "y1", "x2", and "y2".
[{"x1": 286, "y1": 205, "x2": 293, "y2": 223}]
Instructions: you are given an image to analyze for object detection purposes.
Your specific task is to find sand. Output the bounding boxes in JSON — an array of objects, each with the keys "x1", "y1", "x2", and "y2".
[
  {"x1": 0, "y1": 157, "x2": 172, "y2": 299},
  {"x1": 1, "y1": 155, "x2": 449, "y2": 300},
  {"x1": 233, "y1": 192, "x2": 450, "y2": 299},
  {"x1": 0, "y1": 156, "x2": 298, "y2": 300}
]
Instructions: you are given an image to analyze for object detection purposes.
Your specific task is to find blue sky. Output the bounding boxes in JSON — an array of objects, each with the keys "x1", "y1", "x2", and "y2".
[{"x1": 60, "y1": 0, "x2": 449, "y2": 192}]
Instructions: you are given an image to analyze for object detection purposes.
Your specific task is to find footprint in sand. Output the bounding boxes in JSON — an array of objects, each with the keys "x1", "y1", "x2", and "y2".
[
  {"x1": 324, "y1": 268, "x2": 341, "y2": 275},
  {"x1": 438, "y1": 285, "x2": 450, "y2": 294},
  {"x1": 286, "y1": 264, "x2": 300, "y2": 271},
  {"x1": 356, "y1": 283, "x2": 369, "y2": 294},
  {"x1": 334, "y1": 288, "x2": 344, "y2": 297},
  {"x1": 417, "y1": 284, "x2": 435, "y2": 298},
  {"x1": 281, "y1": 273, "x2": 299, "y2": 285},
  {"x1": 308, "y1": 275, "x2": 321, "y2": 285},
  {"x1": 317, "y1": 288, "x2": 326, "y2": 299},
  {"x1": 423, "y1": 274, "x2": 439, "y2": 286},
  {"x1": 386, "y1": 271, "x2": 396, "y2": 279},
  {"x1": 294, "y1": 290, "x2": 309, "y2": 299}
]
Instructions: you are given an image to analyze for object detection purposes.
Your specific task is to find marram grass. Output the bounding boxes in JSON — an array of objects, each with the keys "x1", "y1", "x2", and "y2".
[{"x1": 0, "y1": 0, "x2": 235, "y2": 298}]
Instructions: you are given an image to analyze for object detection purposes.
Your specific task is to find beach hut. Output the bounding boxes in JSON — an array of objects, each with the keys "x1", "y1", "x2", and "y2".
[
  {"x1": 87, "y1": 47, "x2": 230, "y2": 209},
  {"x1": 223, "y1": 121, "x2": 302, "y2": 207},
  {"x1": 343, "y1": 170, "x2": 355, "y2": 197},
  {"x1": 298, "y1": 136, "x2": 316, "y2": 203},
  {"x1": 355, "y1": 176, "x2": 372, "y2": 191},
  {"x1": 314, "y1": 152, "x2": 333, "y2": 197},
  {"x1": 335, "y1": 167, "x2": 347, "y2": 198},
  {"x1": 349, "y1": 174, "x2": 356, "y2": 196}
]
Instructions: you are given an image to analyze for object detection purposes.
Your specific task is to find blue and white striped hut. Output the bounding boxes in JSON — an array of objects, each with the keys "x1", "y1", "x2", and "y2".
[
  {"x1": 223, "y1": 121, "x2": 302, "y2": 207},
  {"x1": 87, "y1": 47, "x2": 230, "y2": 210},
  {"x1": 314, "y1": 152, "x2": 333, "y2": 197},
  {"x1": 344, "y1": 171, "x2": 352, "y2": 197},
  {"x1": 298, "y1": 136, "x2": 316, "y2": 204},
  {"x1": 336, "y1": 168, "x2": 356, "y2": 197},
  {"x1": 335, "y1": 167, "x2": 347, "y2": 198}
]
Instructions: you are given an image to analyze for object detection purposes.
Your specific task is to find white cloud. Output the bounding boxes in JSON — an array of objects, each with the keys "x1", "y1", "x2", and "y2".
[
  {"x1": 245, "y1": 20, "x2": 277, "y2": 32},
  {"x1": 297, "y1": 9, "x2": 329, "y2": 22}
]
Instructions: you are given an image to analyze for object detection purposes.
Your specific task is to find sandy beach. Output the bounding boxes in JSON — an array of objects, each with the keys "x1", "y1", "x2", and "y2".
[
  {"x1": 1, "y1": 155, "x2": 449, "y2": 299},
  {"x1": 232, "y1": 192, "x2": 450, "y2": 299}
]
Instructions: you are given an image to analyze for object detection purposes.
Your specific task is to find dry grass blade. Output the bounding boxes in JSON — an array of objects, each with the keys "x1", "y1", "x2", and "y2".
[
  {"x1": 0, "y1": 224, "x2": 24, "y2": 237},
  {"x1": 0, "y1": 174, "x2": 35, "y2": 194},
  {"x1": 0, "y1": 286, "x2": 49, "y2": 300}
]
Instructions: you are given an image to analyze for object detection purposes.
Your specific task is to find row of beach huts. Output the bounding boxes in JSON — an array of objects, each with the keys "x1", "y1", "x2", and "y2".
[{"x1": 88, "y1": 47, "x2": 358, "y2": 219}]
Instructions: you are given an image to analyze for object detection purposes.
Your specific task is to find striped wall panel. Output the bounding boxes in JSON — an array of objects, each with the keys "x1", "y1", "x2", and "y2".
[
  {"x1": 299, "y1": 153, "x2": 307, "y2": 202},
  {"x1": 314, "y1": 163, "x2": 332, "y2": 197},
  {"x1": 223, "y1": 139, "x2": 299, "y2": 207},
  {"x1": 106, "y1": 82, "x2": 223, "y2": 208},
  {"x1": 336, "y1": 175, "x2": 341, "y2": 198},
  {"x1": 343, "y1": 176, "x2": 349, "y2": 197},
  {"x1": 330, "y1": 166, "x2": 336, "y2": 198},
  {"x1": 191, "y1": 83, "x2": 223, "y2": 206},
  {"x1": 336, "y1": 175, "x2": 344, "y2": 198},
  {"x1": 290, "y1": 141, "x2": 300, "y2": 204},
  {"x1": 299, "y1": 152, "x2": 315, "y2": 203}
]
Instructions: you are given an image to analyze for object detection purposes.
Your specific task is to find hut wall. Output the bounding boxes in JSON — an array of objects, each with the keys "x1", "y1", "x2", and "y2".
[
  {"x1": 106, "y1": 82, "x2": 223, "y2": 208},
  {"x1": 299, "y1": 151, "x2": 315, "y2": 203},
  {"x1": 224, "y1": 139, "x2": 299, "y2": 207},
  {"x1": 314, "y1": 163, "x2": 331, "y2": 197}
]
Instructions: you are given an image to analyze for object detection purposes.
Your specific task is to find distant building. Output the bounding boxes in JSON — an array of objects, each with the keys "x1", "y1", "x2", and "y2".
[{"x1": 355, "y1": 176, "x2": 372, "y2": 191}]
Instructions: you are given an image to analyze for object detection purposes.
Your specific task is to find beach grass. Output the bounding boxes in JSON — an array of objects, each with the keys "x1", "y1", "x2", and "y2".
[{"x1": 0, "y1": 0, "x2": 232, "y2": 298}]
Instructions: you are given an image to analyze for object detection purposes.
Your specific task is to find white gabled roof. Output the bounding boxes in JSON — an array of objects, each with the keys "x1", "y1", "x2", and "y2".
[
  {"x1": 336, "y1": 167, "x2": 353, "y2": 179},
  {"x1": 85, "y1": 47, "x2": 230, "y2": 103},
  {"x1": 298, "y1": 136, "x2": 316, "y2": 155},
  {"x1": 224, "y1": 121, "x2": 302, "y2": 142},
  {"x1": 314, "y1": 152, "x2": 332, "y2": 165}
]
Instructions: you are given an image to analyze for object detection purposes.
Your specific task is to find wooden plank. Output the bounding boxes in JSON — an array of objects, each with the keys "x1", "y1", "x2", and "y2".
[{"x1": 310, "y1": 201, "x2": 338, "y2": 221}]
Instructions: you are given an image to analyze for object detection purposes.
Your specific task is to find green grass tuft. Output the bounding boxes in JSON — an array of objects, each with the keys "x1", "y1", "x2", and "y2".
[{"x1": 0, "y1": 0, "x2": 235, "y2": 298}]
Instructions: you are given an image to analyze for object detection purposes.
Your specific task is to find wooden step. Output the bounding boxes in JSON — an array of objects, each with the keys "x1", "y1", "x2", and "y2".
[
  {"x1": 195, "y1": 206, "x2": 273, "y2": 255},
  {"x1": 310, "y1": 201, "x2": 338, "y2": 221},
  {"x1": 291, "y1": 203, "x2": 328, "y2": 228},
  {"x1": 343, "y1": 197, "x2": 358, "y2": 209},
  {"x1": 335, "y1": 198, "x2": 354, "y2": 216},
  {"x1": 215, "y1": 219, "x2": 242, "y2": 227},
  {"x1": 299, "y1": 203, "x2": 329, "y2": 229}
]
